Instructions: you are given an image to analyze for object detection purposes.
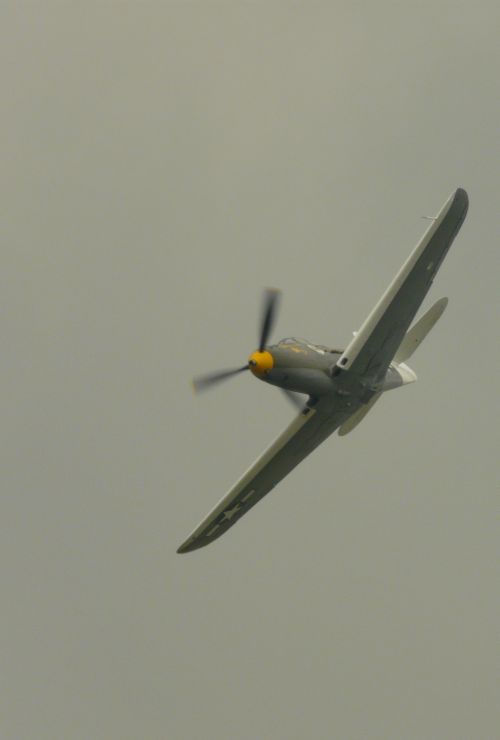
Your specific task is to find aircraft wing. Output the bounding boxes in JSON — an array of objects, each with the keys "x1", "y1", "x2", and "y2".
[
  {"x1": 336, "y1": 189, "x2": 468, "y2": 382},
  {"x1": 178, "y1": 189, "x2": 468, "y2": 553},
  {"x1": 177, "y1": 398, "x2": 354, "y2": 553}
]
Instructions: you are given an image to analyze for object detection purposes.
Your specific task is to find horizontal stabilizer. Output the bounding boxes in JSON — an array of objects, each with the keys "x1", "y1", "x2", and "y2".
[
  {"x1": 394, "y1": 297, "x2": 448, "y2": 363},
  {"x1": 338, "y1": 392, "x2": 382, "y2": 436}
]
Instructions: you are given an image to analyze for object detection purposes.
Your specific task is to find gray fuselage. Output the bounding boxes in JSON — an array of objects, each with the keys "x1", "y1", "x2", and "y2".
[{"x1": 262, "y1": 337, "x2": 409, "y2": 400}]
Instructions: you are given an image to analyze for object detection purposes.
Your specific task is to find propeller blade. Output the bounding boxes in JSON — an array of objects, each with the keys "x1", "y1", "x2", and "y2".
[
  {"x1": 259, "y1": 288, "x2": 281, "y2": 351},
  {"x1": 192, "y1": 365, "x2": 249, "y2": 393},
  {"x1": 280, "y1": 388, "x2": 307, "y2": 411}
]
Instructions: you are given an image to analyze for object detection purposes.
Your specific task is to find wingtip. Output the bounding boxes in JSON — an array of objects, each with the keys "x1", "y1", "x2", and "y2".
[
  {"x1": 176, "y1": 539, "x2": 200, "y2": 554},
  {"x1": 454, "y1": 187, "x2": 469, "y2": 210},
  {"x1": 433, "y1": 296, "x2": 449, "y2": 314},
  {"x1": 176, "y1": 538, "x2": 191, "y2": 554}
]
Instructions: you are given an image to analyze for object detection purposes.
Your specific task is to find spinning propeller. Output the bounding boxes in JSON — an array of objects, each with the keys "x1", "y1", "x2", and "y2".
[{"x1": 192, "y1": 289, "x2": 281, "y2": 393}]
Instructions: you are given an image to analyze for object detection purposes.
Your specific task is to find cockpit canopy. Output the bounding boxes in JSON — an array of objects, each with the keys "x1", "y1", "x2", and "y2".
[
  {"x1": 277, "y1": 337, "x2": 343, "y2": 354},
  {"x1": 277, "y1": 337, "x2": 309, "y2": 346}
]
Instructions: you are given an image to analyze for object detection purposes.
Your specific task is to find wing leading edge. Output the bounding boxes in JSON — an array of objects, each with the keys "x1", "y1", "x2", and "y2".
[
  {"x1": 177, "y1": 398, "x2": 354, "y2": 553},
  {"x1": 336, "y1": 188, "x2": 468, "y2": 381},
  {"x1": 178, "y1": 189, "x2": 468, "y2": 553}
]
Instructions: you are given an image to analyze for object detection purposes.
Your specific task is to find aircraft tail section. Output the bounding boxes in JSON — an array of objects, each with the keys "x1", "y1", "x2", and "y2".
[
  {"x1": 394, "y1": 297, "x2": 448, "y2": 364},
  {"x1": 339, "y1": 297, "x2": 447, "y2": 436}
]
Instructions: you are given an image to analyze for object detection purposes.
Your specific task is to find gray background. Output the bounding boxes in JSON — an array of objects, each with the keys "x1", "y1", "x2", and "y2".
[{"x1": 1, "y1": 3, "x2": 498, "y2": 739}]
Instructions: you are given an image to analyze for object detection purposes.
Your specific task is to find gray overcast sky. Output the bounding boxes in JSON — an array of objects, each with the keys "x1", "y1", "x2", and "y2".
[{"x1": 1, "y1": 3, "x2": 498, "y2": 739}]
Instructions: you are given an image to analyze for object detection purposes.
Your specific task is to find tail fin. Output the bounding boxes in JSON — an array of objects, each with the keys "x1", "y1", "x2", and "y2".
[{"x1": 394, "y1": 297, "x2": 448, "y2": 364}]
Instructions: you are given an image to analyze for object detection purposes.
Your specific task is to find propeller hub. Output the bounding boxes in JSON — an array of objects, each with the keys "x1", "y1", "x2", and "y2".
[{"x1": 248, "y1": 350, "x2": 274, "y2": 377}]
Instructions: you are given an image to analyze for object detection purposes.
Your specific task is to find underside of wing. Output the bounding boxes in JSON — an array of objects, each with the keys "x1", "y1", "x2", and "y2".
[
  {"x1": 335, "y1": 189, "x2": 468, "y2": 383},
  {"x1": 338, "y1": 392, "x2": 382, "y2": 436},
  {"x1": 177, "y1": 398, "x2": 354, "y2": 553}
]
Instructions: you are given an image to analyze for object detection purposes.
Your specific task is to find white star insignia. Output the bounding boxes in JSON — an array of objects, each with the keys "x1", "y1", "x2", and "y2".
[{"x1": 222, "y1": 504, "x2": 242, "y2": 520}]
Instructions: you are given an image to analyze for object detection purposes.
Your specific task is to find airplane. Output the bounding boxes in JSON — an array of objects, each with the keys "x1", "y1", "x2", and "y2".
[{"x1": 177, "y1": 188, "x2": 469, "y2": 554}]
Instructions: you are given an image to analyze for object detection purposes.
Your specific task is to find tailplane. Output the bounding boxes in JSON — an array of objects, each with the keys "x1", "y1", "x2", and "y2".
[
  {"x1": 394, "y1": 297, "x2": 448, "y2": 364},
  {"x1": 339, "y1": 297, "x2": 448, "y2": 436}
]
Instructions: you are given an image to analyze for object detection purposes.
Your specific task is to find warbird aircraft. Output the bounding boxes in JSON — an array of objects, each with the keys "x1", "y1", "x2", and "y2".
[{"x1": 177, "y1": 188, "x2": 468, "y2": 553}]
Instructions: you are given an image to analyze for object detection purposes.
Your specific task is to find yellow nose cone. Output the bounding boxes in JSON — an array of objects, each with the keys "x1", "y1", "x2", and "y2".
[{"x1": 248, "y1": 350, "x2": 274, "y2": 377}]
